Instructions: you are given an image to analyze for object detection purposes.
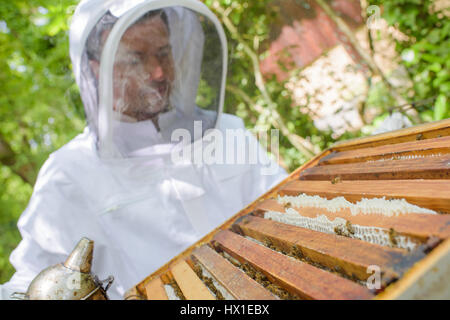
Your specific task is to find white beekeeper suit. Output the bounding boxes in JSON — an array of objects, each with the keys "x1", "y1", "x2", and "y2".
[{"x1": 0, "y1": 0, "x2": 286, "y2": 300}]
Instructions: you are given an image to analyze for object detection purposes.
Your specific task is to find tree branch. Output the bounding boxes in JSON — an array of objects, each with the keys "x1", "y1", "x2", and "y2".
[
  {"x1": 315, "y1": 0, "x2": 422, "y2": 123},
  {"x1": 0, "y1": 133, "x2": 36, "y2": 185},
  {"x1": 213, "y1": 2, "x2": 317, "y2": 158}
]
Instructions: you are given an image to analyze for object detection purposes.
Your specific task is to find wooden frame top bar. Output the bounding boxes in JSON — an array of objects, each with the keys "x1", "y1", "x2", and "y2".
[{"x1": 279, "y1": 179, "x2": 450, "y2": 213}]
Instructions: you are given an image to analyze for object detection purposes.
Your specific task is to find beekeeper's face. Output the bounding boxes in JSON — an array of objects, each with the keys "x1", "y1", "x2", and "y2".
[{"x1": 110, "y1": 14, "x2": 174, "y2": 121}]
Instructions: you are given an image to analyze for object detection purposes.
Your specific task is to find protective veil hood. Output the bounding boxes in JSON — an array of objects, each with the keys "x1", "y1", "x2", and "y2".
[{"x1": 69, "y1": 0, "x2": 227, "y2": 158}]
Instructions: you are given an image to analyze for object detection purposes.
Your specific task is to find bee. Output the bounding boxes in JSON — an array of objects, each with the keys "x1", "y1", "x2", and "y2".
[
  {"x1": 331, "y1": 176, "x2": 342, "y2": 184},
  {"x1": 389, "y1": 228, "x2": 398, "y2": 246},
  {"x1": 346, "y1": 221, "x2": 355, "y2": 235}
]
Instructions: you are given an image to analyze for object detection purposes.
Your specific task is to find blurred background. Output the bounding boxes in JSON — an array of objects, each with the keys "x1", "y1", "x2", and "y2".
[{"x1": 0, "y1": 0, "x2": 449, "y2": 283}]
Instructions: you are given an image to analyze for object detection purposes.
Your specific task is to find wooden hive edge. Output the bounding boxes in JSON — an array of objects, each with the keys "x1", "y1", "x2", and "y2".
[
  {"x1": 331, "y1": 118, "x2": 450, "y2": 152},
  {"x1": 376, "y1": 238, "x2": 450, "y2": 300}
]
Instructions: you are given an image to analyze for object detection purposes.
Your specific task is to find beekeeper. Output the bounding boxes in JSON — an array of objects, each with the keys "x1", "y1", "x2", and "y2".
[{"x1": 0, "y1": 0, "x2": 287, "y2": 300}]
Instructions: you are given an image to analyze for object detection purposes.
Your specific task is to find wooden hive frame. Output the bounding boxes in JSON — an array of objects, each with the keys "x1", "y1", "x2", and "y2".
[{"x1": 125, "y1": 118, "x2": 450, "y2": 300}]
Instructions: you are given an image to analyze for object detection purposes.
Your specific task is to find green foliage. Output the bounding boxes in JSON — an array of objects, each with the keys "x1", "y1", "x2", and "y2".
[
  {"x1": 207, "y1": 0, "x2": 335, "y2": 170},
  {"x1": 0, "y1": 166, "x2": 33, "y2": 283},
  {"x1": 0, "y1": 0, "x2": 83, "y2": 283},
  {"x1": 369, "y1": 0, "x2": 450, "y2": 120}
]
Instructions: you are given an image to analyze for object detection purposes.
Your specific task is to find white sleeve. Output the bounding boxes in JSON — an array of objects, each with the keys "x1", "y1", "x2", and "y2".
[{"x1": 0, "y1": 154, "x2": 98, "y2": 300}]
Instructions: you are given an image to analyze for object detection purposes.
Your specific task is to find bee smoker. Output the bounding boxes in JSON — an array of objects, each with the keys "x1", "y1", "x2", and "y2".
[{"x1": 11, "y1": 237, "x2": 114, "y2": 300}]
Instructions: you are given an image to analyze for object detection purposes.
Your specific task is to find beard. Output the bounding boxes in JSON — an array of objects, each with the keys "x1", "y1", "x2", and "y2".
[{"x1": 117, "y1": 80, "x2": 171, "y2": 121}]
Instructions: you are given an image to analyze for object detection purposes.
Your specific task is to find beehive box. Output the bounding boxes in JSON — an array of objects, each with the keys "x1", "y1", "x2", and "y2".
[{"x1": 126, "y1": 118, "x2": 450, "y2": 300}]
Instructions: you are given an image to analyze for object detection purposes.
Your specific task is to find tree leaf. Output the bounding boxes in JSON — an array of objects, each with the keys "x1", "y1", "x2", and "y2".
[{"x1": 433, "y1": 94, "x2": 448, "y2": 121}]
